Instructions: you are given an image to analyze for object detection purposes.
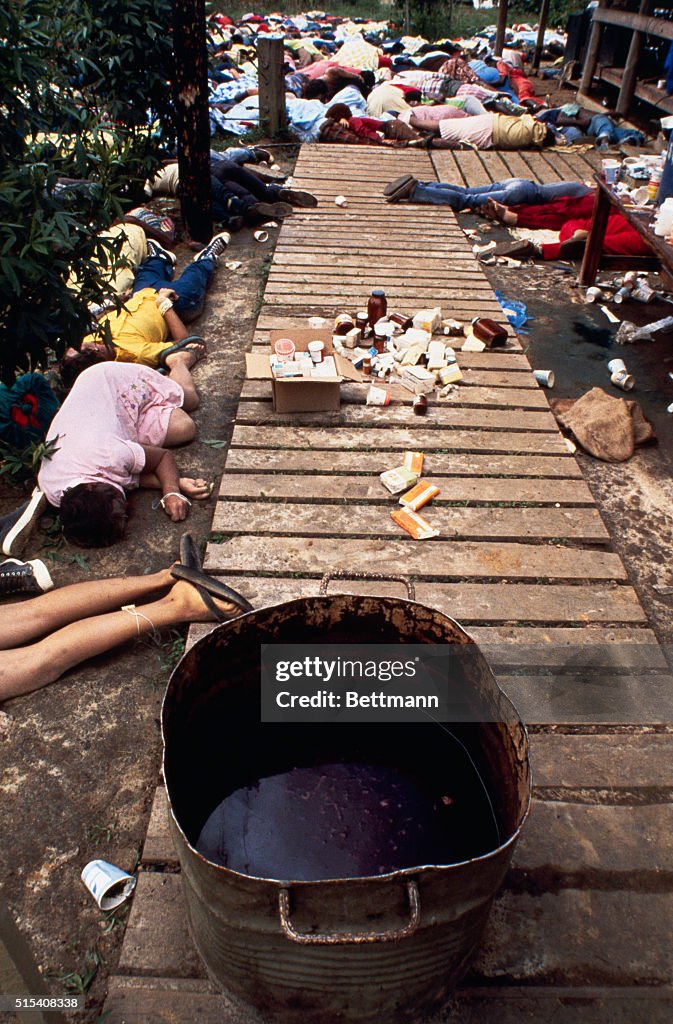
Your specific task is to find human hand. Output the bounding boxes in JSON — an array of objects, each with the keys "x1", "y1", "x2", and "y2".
[
  {"x1": 179, "y1": 477, "x2": 214, "y2": 500},
  {"x1": 157, "y1": 287, "x2": 178, "y2": 301},
  {"x1": 162, "y1": 493, "x2": 191, "y2": 521}
]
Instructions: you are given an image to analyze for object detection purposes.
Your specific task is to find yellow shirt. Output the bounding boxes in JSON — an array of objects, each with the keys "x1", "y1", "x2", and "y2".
[{"x1": 84, "y1": 288, "x2": 171, "y2": 368}]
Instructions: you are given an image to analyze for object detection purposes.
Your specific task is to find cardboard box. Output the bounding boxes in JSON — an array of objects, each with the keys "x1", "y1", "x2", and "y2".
[{"x1": 245, "y1": 329, "x2": 361, "y2": 413}]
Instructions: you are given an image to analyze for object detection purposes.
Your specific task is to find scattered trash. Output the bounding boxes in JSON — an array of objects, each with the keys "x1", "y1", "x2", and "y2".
[
  {"x1": 334, "y1": 195, "x2": 347, "y2": 207},
  {"x1": 611, "y1": 369, "x2": 635, "y2": 391},
  {"x1": 654, "y1": 584, "x2": 673, "y2": 594},
  {"x1": 668, "y1": 402, "x2": 673, "y2": 414},
  {"x1": 253, "y1": 230, "x2": 269, "y2": 242},
  {"x1": 563, "y1": 437, "x2": 577, "y2": 454},
  {"x1": 617, "y1": 316, "x2": 673, "y2": 344},
  {"x1": 225, "y1": 261, "x2": 242, "y2": 271},
  {"x1": 81, "y1": 859, "x2": 136, "y2": 911},
  {"x1": 307, "y1": 316, "x2": 327, "y2": 330},
  {"x1": 391, "y1": 507, "x2": 439, "y2": 540},
  {"x1": 494, "y1": 290, "x2": 531, "y2": 332},
  {"x1": 599, "y1": 305, "x2": 620, "y2": 324},
  {"x1": 550, "y1": 388, "x2": 655, "y2": 462},
  {"x1": 585, "y1": 286, "x2": 604, "y2": 303},
  {"x1": 534, "y1": 369, "x2": 555, "y2": 388},
  {"x1": 473, "y1": 241, "x2": 497, "y2": 255}
]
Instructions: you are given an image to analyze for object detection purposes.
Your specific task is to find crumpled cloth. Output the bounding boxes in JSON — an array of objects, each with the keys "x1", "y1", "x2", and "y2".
[
  {"x1": 0, "y1": 372, "x2": 60, "y2": 448},
  {"x1": 550, "y1": 387, "x2": 655, "y2": 462}
]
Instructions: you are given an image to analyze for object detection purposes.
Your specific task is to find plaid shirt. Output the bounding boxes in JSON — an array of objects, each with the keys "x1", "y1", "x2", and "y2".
[{"x1": 420, "y1": 74, "x2": 449, "y2": 101}]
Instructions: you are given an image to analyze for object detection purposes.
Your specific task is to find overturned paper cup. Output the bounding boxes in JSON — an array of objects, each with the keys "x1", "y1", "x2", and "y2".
[
  {"x1": 533, "y1": 369, "x2": 555, "y2": 388},
  {"x1": 334, "y1": 195, "x2": 347, "y2": 207},
  {"x1": 607, "y1": 358, "x2": 626, "y2": 374},
  {"x1": 81, "y1": 859, "x2": 136, "y2": 911},
  {"x1": 611, "y1": 369, "x2": 634, "y2": 391},
  {"x1": 253, "y1": 230, "x2": 269, "y2": 243}
]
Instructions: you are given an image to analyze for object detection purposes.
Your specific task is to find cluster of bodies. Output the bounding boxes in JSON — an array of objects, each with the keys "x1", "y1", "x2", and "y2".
[
  {"x1": 207, "y1": 10, "x2": 645, "y2": 153},
  {"x1": 0, "y1": 13, "x2": 659, "y2": 702}
]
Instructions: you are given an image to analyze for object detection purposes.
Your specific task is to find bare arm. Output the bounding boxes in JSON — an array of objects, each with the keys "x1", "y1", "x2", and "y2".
[
  {"x1": 156, "y1": 287, "x2": 190, "y2": 342},
  {"x1": 138, "y1": 444, "x2": 190, "y2": 521}
]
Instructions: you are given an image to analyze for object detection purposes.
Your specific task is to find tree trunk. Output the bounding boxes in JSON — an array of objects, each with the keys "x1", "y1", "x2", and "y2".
[{"x1": 172, "y1": 0, "x2": 212, "y2": 243}]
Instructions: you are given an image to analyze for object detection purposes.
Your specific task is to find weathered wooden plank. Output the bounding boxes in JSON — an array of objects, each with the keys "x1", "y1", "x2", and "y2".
[
  {"x1": 451, "y1": 149, "x2": 492, "y2": 186},
  {"x1": 263, "y1": 282, "x2": 498, "y2": 300},
  {"x1": 266, "y1": 272, "x2": 494, "y2": 290},
  {"x1": 205, "y1": 537, "x2": 626, "y2": 581},
  {"x1": 212, "y1": 502, "x2": 608, "y2": 542},
  {"x1": 234, "y1": 402, "x2": 557, "y2": 432},
  {"x1": 477, "y1": 151, "x2": 515, "y2": 184},
  {"x1": 229, "y1": 425, "x2": 570, "y2": 454},
  {"x1": 521, "y1": 150, "x2": 565, "y2": 183},
  {"x1": 187, "y1": 576, "x2": 647, "y2": 624},
  {"x1": 246, "y1": 364, "x2": 538, "y2": 390},
  {"x1": 491, "y1": 150, "x2": 535, "y2": 181},
  {"x1": 430, "y1": 150, "x2": 469, "y2": 187},
  {"x1": 501, "y1": 672, "x2": 673, "y2": 724},
  {"x1": 217, "y1": 474, "x2": 594, "y2": 506},
  {"x1": 104, "y1": 975, "x2": 673, "y2": 1024},
  {"x1": 270, "y1": 252, "x2": 476, "y2": 268},
  {"x1": 472, "y1": 627, "x2": 666, "y2": 669},
  {"x1": 240, "y1": 381, "x2": 551, "y2": 410},
  {"x1": 222, "y1": 450, "x2": 582, "y2": 477},
  {"x1": 529, "y1": 732, "x2": 673, "y2": 787}
]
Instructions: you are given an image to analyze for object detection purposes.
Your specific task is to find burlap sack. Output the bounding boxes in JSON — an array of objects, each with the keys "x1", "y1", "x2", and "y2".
[{"x1": 550, "y1": 387, "x2": 655, "y2": 462}]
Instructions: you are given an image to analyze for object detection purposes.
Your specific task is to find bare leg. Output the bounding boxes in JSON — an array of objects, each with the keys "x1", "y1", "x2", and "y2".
[
  {"x1": 164, "y1": 407, "x2": 197, "y2": 446},
  {"x1": 0, "y1": 569, "x2": 174, "y2": 650},
  {"x1": 164, "y1": 350, "x2": 201, "y2": 412},
  {"x1": 0, "y1": 580, "x2": 242, "y2": 702}
]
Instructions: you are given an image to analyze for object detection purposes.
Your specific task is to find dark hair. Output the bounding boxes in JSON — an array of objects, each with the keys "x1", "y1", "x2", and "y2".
[
  {"x1": 406, "y1": 89, "x2": 423, "y2": 103},
  {"x1": 302, "y1": 79, "x2": 328, "y2": 100},
  {"x1": 541, "y1": 125, "x2": 556, "y2": 148},
  {"x1": 60, "y1": 482, "x2": 128, "y2": 547},
  {"x1": 325, "y1": 103, "x2": 352, "y2": 121},
  {"x1": 59, "y1": 348, "x2": 108, "y2": 390}
]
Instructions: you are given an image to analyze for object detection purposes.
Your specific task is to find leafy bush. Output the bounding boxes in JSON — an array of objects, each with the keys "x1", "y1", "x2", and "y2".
[{"x1": 0, "y1": 0, "x2": 174, "y2": 382}]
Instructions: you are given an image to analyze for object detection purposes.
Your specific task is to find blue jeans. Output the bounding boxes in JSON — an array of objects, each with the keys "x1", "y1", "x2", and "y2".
[
  {"x1": 409, "y1": 177, "x2": 591, "y2": 210},
  {"x1": 132, "y1": 254, "x2": 215, "y2": 320},
  {"x1": 587, "y1": 114, "x2": 645, "y2": 146}
]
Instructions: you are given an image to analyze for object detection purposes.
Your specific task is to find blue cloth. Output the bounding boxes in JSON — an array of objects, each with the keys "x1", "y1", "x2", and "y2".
[
  {"x1": 329, "y1": 83, "x2": 367, "y2": 116},
  {"x1": 495, "y1": 290, "x2": 531, "y2": 333},
  {"x1": 665, "y1": 41, "x2": 673, "y2": 95},
  {"x1": 469, "y1": 59, "x2": 502, "y2": 86},
  {"x1": 409, "y1": 177, "x2": 591, "y2": 211},
  {"x1": 132, "y1": 255, "x2": 214, "y2": 320},
  {"x1": 285, "y1": 97, "x2": 327, "y2": 143},
  {"x1": 0, "y1": 373, "x2": 60, "y2": 447}
]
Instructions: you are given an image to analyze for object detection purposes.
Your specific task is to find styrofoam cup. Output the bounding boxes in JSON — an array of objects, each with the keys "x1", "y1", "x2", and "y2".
[
  {"x1": 611, "y1": 369, "x2": 634, "y2": 391},
  {"x1": 534, "y1": 369, "x2": 555, "y2": 388},
  {"x1": 307, "y1": 316, "x2": 327, "y2": 330},
  {"x1": 308, "y1": 340, "x2": 324, "y2": 364},
  {"x1": 608, "y1": 358, "x2": 626, "y2": 374},
  {"x1": 334, "y1": 195, "x2": 347, "y2": 207},
  {"x1": 81, "y1": 859, "x2": 136, "y2": 911},
  {"x1": 601, "y1": 159, "x2": 620, "y2": 185},
  {"x1": 253, "y1": 230, "x2": 269, "y2": 242}
]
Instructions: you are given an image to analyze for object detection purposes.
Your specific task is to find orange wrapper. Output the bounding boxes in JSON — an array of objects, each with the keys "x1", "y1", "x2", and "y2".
[
  {"x1": 391, "y1": 507, "x2": 439, "y2": 540},
  {"x1": 403, "y1": 451, "x2": 424, "y2": 474},
  {"x1": 399, "y1": 479, "x2": 440, "y2": 511}
]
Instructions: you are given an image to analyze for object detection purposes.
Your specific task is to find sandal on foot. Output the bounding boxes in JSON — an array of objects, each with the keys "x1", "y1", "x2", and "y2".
[
  {"x1": 383, "y1": 173, "x2": 417, "y2": 202},
  {"x1": 486, "y1": 239, "x2": 539, "y2": 261},
  {"x1": 171, "y1": 563, "x2": 254, "y2": 614},
  {"x1": 158, "y1": 336, "x2": 207, "y2": 370}
]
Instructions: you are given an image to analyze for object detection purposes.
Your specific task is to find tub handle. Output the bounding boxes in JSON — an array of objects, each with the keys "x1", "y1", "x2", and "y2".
[
  {"x1": 319, "y1": 570, "x2": 416, "y2": 601},
  {"x1": 278, "y1": 881, "x2": 421, "y2": 945}
]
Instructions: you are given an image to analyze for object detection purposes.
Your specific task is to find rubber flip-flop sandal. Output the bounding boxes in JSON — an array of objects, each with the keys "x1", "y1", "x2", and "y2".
[
  {"x1": 170, "y1": 564, "x2": 254, "y2": 614},
  {"x1": 158, "y1": 336, "x2": 207, "y2": 370},
  {"x1": 383, "y1": 173, "x2": 414, "y2": 197},
  {"x1": 179, "y1": 533, "x2": 202, "y2": 570}
]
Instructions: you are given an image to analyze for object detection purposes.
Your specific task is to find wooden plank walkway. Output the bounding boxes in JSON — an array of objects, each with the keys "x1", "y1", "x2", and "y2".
[{"x1": 103, "y1": 144, "x2": 672, "y2": 1023}]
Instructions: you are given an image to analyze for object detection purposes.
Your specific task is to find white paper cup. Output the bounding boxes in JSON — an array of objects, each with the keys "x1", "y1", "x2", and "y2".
[
  {"x1": 601, "y1": 159, "x2": 620, "y2": 185},
  {"x1": 253, "y1": 230, "x2": 269, "y2": 243},
  {"x1": 307, "y1": 316, "x2": 327, "y2": 330},
  {"x1": 608, "y1": 358, "x2": 626, "y2": 374},
  {"x1": 611, "y1": 369, "x2": 635, "y2": 391},
  {"x1": 534, "y1": 369, "x2": 555, "y2": 388},
  {"x1": 334, "y1": 195, "x2": 347, "y2": 207},
  {"x1": 308, "y1": 340, "x2": 324, "y2": 364},
  {"x1": 585, "y1": 286, "x2": 604, "y2": 303},
  {"x1": 81, "y1": 859, "x2": 136, "y2": 911}
]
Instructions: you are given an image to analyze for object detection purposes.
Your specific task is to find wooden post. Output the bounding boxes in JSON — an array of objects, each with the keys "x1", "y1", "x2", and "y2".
[
  {"x1": 404, "y1": 0, "x2": 411, "y2": 35},
  {"x1": 617, "y1": 0, "x2": 652, "y2": 116},
  {"x1": 494, "y1": 0, "x2": 509, "y2": 58},
  {"x1": 172, "y1": 0, "x2": 213, "y2": 244},
  {"x1": 532, "y1": 0, "x2": 551, "y2": 72},
  {"x1": 579, "y1": 183, "x2": 612, "y2": 286},
  {"x1": 579, "y1": 0, "x2": 606, "y2": 98},
  {"x1": 258, "y1": 37, "x2": 288, "y2": 138},
  {"x1": 0, "y1": 897, "x2": 66, "y2": 1024}
]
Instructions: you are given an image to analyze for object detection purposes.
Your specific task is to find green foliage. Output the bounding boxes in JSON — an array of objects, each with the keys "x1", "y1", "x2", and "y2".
[
  {"x1": 0, "y1": 0, "x2": 174, "y2": 382},
  {"x1": 0, "y1": 435, "x2": 60, "y2": 483}
]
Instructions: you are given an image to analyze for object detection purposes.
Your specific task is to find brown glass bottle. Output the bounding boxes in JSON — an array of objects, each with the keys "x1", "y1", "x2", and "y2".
[{"x1": 367, "y1": 289, "x2": 387, "y2": 328}]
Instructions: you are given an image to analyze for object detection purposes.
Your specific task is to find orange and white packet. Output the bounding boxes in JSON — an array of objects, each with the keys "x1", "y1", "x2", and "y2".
[
  {"x1": 391, "y1": 507, "x2": 439, "y2": 540},
  {"x1": 399, "y1": 479, "x2": 440, "y2": 512},
  {"x1": 403, "y1": 451, "x2": 424, "y2": 474}
]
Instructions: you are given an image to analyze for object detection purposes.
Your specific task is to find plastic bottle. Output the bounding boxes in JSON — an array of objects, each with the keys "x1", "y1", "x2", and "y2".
[{"x1": 367, "y1": 288, "x2": 387, "y2": 328}]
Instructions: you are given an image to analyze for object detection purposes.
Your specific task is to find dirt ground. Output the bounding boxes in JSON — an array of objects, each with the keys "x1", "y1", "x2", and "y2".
[
  {"x1": 0, "y1": 149, "x2": 294, "y2": 1022},
  {"x1": 2, "y1": 101, "x2": 673, "y2": 1021}
]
